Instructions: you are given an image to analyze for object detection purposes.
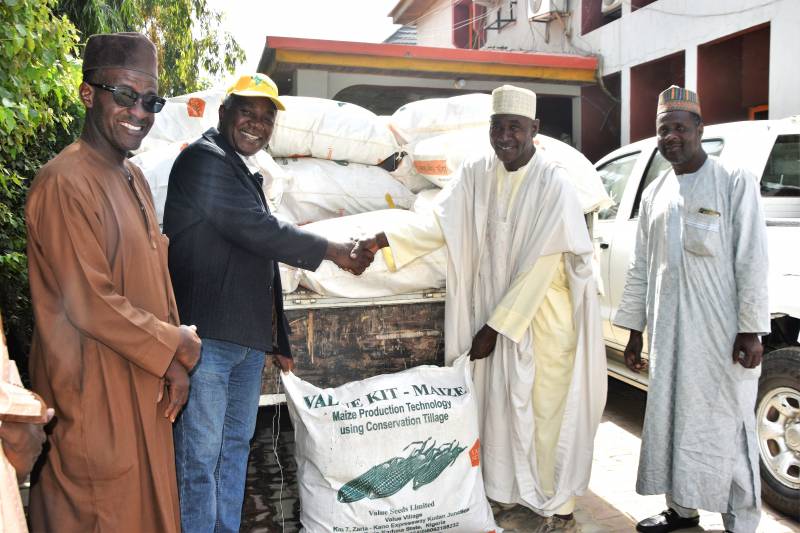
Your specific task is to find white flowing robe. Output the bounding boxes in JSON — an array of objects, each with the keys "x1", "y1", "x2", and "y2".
[
  {"x1": 435, "y1": 150, "x2": 607, "y2": 514},
  {"x1": 613, "y1": 157, "x2": 770, "y2": 512}
]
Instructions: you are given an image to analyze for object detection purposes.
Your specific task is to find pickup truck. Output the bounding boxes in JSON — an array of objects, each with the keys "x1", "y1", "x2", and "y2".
[{"x1": 594, "y1": 117, "x2": 800, "y2": 517}]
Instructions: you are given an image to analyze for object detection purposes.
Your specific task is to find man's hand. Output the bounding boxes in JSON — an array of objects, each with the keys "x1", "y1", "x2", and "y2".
[
  {"x1": 174, "y1": 325, "x2": 201, "y2": 372},
  {"x1": 469, "y1": 324, "x2": 499, "y2": 360},
  {"x1": 623, "y1": 330, "x2": 647, "y2": 373},
  {"x1": 0, "y1": 408, "x2": 55, "y2": 482},
  {"x1": 163, "y1": 360, "x2": 190, "y2": 423},
  {"x1": 325, "y1": 240, "x2": 374, "y2": 275},
  {"x1": 352, "y1": 232, "x2": 389, "y2": 257},
  {"x1": 732, "y1": 333, "x2": 763, "y2": 369},
  {"x1": 272, "y1": 353, "x2": 295, "y2": 373}
]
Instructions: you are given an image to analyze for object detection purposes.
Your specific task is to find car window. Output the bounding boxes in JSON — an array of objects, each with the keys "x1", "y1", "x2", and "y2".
[
  {"x1": 761, "y1": 134, "x2": 800, "y2": 197},
  {"x1": 631, "y1": 139, "x2": 725, "y2": 218},
  {"x1": 596, "y1": 152, "x2": 640, "y2": 220}
]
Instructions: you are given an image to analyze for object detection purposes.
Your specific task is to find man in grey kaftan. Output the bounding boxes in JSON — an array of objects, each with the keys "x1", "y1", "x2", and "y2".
[{"x1": 614, "y1": 86, "x2": 769, "y2": 533}]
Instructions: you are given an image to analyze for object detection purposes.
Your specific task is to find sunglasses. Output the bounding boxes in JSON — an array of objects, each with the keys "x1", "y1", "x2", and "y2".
[{"x1": 88, "y1": 83, "x2": 166, "y2": 113}]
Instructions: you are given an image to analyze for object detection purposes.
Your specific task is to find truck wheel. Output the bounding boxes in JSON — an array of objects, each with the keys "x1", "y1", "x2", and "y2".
[{"x1": 756, "y1": 346, "x2": 800, "y2": 518}]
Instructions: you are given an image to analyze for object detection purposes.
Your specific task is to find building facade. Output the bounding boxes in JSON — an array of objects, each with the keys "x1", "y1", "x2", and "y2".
[{"x1": 390, "y1": 0, "x2": 799, "y2": 161}]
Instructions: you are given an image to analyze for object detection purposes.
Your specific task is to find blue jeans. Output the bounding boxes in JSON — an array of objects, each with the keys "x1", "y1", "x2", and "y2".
[{"x1": 174, "y1": 338, "x2": 266, "y2": 533}]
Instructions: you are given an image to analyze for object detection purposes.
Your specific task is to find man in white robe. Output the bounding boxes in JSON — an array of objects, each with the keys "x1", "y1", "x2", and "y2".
[
  {"x1": 356, "y1": 85, "x2": 607, "y2": 532},
  {"x1": 613, "y1": 86, "x2": 769, "y2": 533}
]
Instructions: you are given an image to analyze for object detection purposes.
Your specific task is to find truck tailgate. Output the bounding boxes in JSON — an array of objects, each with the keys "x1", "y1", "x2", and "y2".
[{"x1": 261, "y1": 289, "x2": 446, "y2": 403}]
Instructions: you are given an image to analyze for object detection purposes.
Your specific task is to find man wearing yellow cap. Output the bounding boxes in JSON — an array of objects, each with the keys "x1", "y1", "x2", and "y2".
[
  {"x1": 356, "y1": 85, "x2": 607, "y2": 532},
  {"x1": 162, "y1": 74, "x2": 373, "y2": 533},
  {"x1": 614, "y1": 86, "x2": 768, "y2": 533}
]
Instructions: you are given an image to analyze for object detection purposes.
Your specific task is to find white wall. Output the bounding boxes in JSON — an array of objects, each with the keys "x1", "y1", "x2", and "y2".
[
  {"x1": 768, "y1": 1, "x2": 800, "y2": 120},
  {"x1": 415, "y1": 0, "x2": 800, "y2": 142},
  {"x1": 415, "y1": 0, "x2": 456, "y2": 47},
  {"x1": 483, "y1": 0, "x2": 573, "y2": 53},
  {"x1": 573, "y1": 0, "x2": 800, "y2": 131}
]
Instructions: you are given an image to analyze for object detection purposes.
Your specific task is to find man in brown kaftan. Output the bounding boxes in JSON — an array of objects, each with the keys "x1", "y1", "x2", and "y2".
[{"x1": 25, "y1": 33, "x2": 201, "y2": 532}]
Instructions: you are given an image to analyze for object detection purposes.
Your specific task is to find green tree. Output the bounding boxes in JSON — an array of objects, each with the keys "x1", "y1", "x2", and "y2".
[
  {"x1": 1, "y1": 0, "x2": 243, "y2": 369},
  {"x1": 57, "y1": 0, "x2": 245, "y2": 96},
  {"x1": 0, "y1": 0, "x2": 82, "y2": 369}
]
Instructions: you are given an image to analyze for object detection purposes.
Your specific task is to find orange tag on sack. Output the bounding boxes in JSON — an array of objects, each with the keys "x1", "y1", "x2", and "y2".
[
  {"x1": 469, "y1": 438, "x2": 481, "y2": 467},
  {"x1": 414, "y1": 160, "x2": 449, "y2": 176},
  {"x1": 187, "y1": 97, "x2": 206, "y2": 118}
]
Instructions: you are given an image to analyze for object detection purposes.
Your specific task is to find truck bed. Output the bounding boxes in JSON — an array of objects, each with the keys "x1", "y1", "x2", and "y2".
[{"x1": 261, "y1": 288, "x2": 446, "y2": 403}]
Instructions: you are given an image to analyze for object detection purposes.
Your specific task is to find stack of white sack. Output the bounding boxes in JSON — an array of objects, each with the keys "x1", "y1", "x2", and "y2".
[
  {"x1": 270, "y1": 96, "x2": 399, "y2": 165},
  {"x1": 281, "y1": 209, "x2": 447, "y2": 298},
  {"x1": 131, "y1": 144, "x2": 286, "y2": 226},
  {"x1": 409, "y1": 128, "x2": 612, "y2": 213},
  {"x1": 137, "y1": 88, "x2": 226, "y2": 152},
  {"x1": 129, "y1": 88, "x2": 416, "y2": 224},
  {"x1": 387, "y1": 93, "x2": 491, "y2": 191},
  {"x1": 137, "y1": 90, "x2": 400, "y2": 166},
  {"x1": 273, "y1": 157, "x2": 415, "y2": 225},
  {"x1": 130, "y1": 88, "x2": 227, "y2": 223},
  {"x1": 388, "y1": 93, "x2": 492, "y2": 146},
  {"x1": 387, "y1": 92, "x2": 611, "y2": 213}
]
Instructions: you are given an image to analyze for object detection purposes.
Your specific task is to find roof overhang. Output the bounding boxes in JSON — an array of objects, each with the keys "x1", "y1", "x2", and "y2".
[
  {"x1": 257, "y1": 36, "x2": 598, "y2": 85},
  {"x1": 389, "y1": 0, "x2": 439, "y2": 25}
]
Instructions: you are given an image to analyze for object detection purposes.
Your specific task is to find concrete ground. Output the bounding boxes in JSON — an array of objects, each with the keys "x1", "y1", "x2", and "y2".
[{"x1": 574, "y1": 379, "x2": 798, "y2": 533}]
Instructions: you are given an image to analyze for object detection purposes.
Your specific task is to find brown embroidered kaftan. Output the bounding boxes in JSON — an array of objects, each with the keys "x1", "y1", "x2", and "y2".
[{"x1": 25, "y1": 140, "x2": 182, "y2": 532}]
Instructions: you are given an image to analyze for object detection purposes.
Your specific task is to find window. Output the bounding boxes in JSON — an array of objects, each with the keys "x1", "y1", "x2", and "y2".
[
  {"x1": 596, "y1": 152, "x2": 639, "y2": 220},
  {"x1": 631, "y1": 139, "x2": 725, "y2": 218},
  {"x1": 761, "y1": 134, "x2": 800, "y2": 197},
  {"x1": 749, "y1": 104, "x2": 769, "y2": 120},
  {"x1": 453, "y1": 0, "x2": 486, "y2": 49}
]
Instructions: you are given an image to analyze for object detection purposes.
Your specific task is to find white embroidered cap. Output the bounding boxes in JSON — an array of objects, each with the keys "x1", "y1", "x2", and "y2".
[{"x1": 491, "y1": 85, "x2": 537, "y2": 121}]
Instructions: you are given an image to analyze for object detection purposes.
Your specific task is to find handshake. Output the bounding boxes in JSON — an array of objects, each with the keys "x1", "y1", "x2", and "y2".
[{"x1": 325, "y1": 232, "x2": 389, "y2": 276}]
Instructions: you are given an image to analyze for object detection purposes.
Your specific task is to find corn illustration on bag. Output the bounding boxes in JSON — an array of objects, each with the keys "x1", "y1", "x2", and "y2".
[{"x1": 282, "y1": 354, "x2": 499, "y2": 533}]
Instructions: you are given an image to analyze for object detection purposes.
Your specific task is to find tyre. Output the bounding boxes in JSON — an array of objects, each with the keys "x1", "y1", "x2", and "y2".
[{"x1": 756, "y1": 346, "x2": 800, "y2": 518}]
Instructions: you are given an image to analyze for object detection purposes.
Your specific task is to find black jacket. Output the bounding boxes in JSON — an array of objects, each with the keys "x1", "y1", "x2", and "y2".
[{"x1": 163, "y1": 128, "x2": 328, "y2": 355}]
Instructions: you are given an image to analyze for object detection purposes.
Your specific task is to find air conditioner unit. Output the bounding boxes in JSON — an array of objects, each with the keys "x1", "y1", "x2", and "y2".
[
  {"x1": 528, "y1": 0, "x2": 564, "y2": 21},
  {"x1": 601, "y1": 0, "x2": 623, "y2": 14}
]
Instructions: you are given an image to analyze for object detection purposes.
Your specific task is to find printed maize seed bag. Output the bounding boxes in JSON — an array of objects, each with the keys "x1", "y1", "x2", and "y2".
[{"x1": 282, "y1": 355, "x2": 499, "y2": 533}]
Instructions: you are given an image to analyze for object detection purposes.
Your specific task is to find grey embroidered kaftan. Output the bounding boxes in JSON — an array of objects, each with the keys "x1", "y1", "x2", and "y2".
[{"x1": 614, "y1": 156, "x2": 770, "y2": 513}]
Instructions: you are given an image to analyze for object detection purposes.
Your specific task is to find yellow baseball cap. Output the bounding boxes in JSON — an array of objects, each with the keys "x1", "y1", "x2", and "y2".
[{"x1": 226, "y1": 73, "x2": 286, "y2": 111}]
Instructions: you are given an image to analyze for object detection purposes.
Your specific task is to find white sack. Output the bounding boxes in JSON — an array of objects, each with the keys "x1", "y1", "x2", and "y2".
[
  {"x1": 270, "y1": 96, "x2": 399, "y2": 165},
  {"x1": 407, "y1": 128, "x2": 612, "y2": 213},
  {"x1": 532, "y1": 135, "x2": 613, "y2": 213},
  {"x1": 130, "y1": 141, "x2": 190, "y2": 224},
  {"x1": 138, "y1": 88, "x2": 225, "y2": 152},
  {"x1": 389, "y1": 93, "x2": 492, "y2": 145},
  {"x1": 132, "y1": 142, "x2": 287, "y2": 225},
  {"x1": 274, "y1": 158, "x2": 416, "y2": 225},
  {"x1": 289, "y1": 210, "x2": 446, "y2": 297},
  {"x1": 408, "y1": 127, "x2": 490, "y2": 188},
  {"x1": 279, "y1": 264, "x2": 301, "y2": 294},
  {"x1": 387, "y1": 151, "x2": 440, "y2": 194},
  {"x1": 282, "y1": 355, "x2": 499, "y2": 533}
]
